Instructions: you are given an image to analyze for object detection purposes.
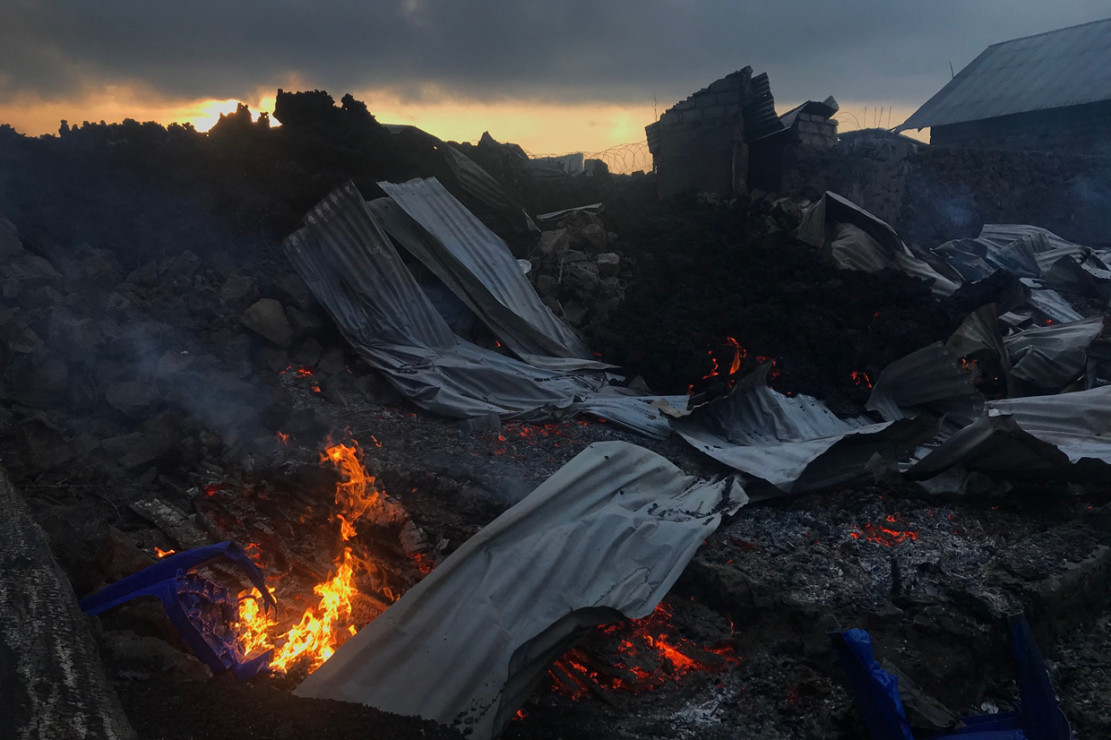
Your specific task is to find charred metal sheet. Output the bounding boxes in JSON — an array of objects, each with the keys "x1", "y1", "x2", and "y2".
[
  {"x1": 285, "y1": 182, "x2": 674, "y2": 437},
  {"x1": 798, "y1": 192, "x2": 961, "y2": 297},
  {"x1": 946, "y1": 304, "x2": 1010, "y2": 367},
  {"x1": 295, "y1": 441, "x2": 745, "y2": 739},
  {"x1": 1025, "y1": 286, "x2": 1085, "y2": 324},
  {"x1": 439, "y1": 144, "x2": 539, "y2": 236},
  {"x1": 674, "y1": 365, "x2": 936, "y2": 495},
  {"x1": 1004, "y1": 316, "x2": 1103, "y2": 391},
  {"x1": 897, "y1": 18, "x2": 1111, "y2": 130},
  {"x1": 910, "y1": 385, "x2": 1111, "y2": 481},
  {"x1": 535, "y1": 203, "x2": 604, "y2": 228},
  {"x1": 374, "y1": 178, "x2": 605, "y2": 371},
  {"x1": 866, "y1": 342, "x2": 984, "y2": 428},
  {"x1": 936, "y1": 225, "x2": 1111, "y2": 303}
]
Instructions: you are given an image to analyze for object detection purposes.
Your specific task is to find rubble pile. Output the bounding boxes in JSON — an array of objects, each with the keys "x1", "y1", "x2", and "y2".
[
  {"x1": 1, "y1": 89, "x2": 1110, "y2": 740},
  {"x1": 526, "y1": 207, "x2": 625, "y2": 331}
]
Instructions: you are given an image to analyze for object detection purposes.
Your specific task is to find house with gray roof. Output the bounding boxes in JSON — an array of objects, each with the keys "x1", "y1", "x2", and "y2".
[{"x1": 897, "y1": 18, "x2": 1111, "y2": 154}]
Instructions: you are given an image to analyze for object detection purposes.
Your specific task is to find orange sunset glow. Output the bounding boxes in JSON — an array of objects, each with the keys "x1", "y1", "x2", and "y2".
[{"x1": 0, "y1": 84, "x2": 925, "y2": 173}]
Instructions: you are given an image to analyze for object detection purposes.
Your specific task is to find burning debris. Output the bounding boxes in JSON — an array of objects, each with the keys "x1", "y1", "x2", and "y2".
[
  {"x1": 294, "y1": 442, "x2": 743, "y2": 739},
  {"x1": 235, "y1": 439, "x2": 390, "y2": 675}
]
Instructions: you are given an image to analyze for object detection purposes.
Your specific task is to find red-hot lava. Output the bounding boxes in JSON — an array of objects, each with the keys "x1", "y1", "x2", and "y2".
[{"x1": 549, "y1": 601, "x2": 738, "y2": 699}]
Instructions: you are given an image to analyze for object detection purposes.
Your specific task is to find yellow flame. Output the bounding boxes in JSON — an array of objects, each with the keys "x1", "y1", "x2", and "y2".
[{"x1": 236, "y1": 438, "x2": 385, "y2": 674}]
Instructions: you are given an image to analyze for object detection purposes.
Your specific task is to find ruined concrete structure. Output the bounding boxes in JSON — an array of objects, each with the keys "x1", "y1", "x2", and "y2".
[
  {"x1": 898, "y1": 18, "x2": 1111, "y2": 155},
  {"x1": 645, "y1": 68, "x2": 837, "y2": 198}
]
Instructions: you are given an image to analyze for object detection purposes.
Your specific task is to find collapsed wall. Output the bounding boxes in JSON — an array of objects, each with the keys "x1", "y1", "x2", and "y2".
[{"x1": 645, "y1": 67, "x2": 780, "y2": 199}]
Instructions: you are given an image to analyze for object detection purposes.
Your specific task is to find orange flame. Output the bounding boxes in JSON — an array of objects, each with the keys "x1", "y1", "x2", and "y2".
[
  {"x1": 276, "y1": 431, "x2": 291, "y2": 446},
  {"x1": 154, "y1": 547, "x2": 176, "y2": 558},
  {"x1": 852, "y1": 371, "x2": 873, "y2": 388},
  {"x1": 236, "y1": 438, "x2": 385, "y2": 674}
]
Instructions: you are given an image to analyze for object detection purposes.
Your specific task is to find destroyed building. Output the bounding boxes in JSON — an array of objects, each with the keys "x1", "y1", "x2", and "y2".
[
  {"x1": 897, "y1": 17, "x2": 1111, "y2": 154},
  {"x1": 645, "y1": 68, "x2": 838, "y2": 197},
  {"x1": 3, "y1": 85, "x2": 1111, "y2": 740}
]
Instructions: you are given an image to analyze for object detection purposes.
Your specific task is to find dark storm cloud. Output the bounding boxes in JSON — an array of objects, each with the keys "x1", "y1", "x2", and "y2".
[{"x1": 2, "y1": 1, "x2": 1108, "y2": 107}]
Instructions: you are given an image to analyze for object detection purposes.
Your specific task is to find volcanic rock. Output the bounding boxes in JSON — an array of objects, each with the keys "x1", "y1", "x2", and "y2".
[
  {"x1": 272, "y1": 272, "x2": 314, "y2": 311},
  {"x1": 0, "y1": 307, "x2": 44, "y2": 354},
  {"x1": 536, "y1": 229, "x2": 571, "y2": 256},
  {"x1": 102, "y1": 630, "x2": 212, "y2": 682},
  {"x1": 241, "y1": 298, "x2": 293, "y2": 347},
  {"x1": 0, "y1": 218, "x2": 22, "y2": 259},
  {"x1": 596, "y1": 252, "x2": 621, "y2": 277},
  {"x1": 219, "y1": 274, "x2": 260, "y2": 312},
  {"x1": 6, "y1": 350, "x2": 69, "y2": 409},
  {"x1": 286, "y1": 304, "x2": 326, "y2": 340},
  {"x1": 106, "y1": 380, "x2": 161, "y2": 419}
]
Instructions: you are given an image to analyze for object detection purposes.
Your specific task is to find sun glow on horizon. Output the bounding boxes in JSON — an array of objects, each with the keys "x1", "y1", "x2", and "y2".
[{"x1": 0, "y1": 86, "x2": 929, "y2": 168}]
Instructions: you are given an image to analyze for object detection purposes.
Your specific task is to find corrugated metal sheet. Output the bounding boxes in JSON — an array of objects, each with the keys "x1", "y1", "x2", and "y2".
[
  {"x1": 1004, "y1": 315, "x2": 1103, "y2": 390},
  {"x1": 285, "y1": 182, "x2": 675, "y2": 437},
  {"x1": 376, "y1": 178, "x2": 602, "y2": 371},
  {"x1": 898, "y1": 18, "x2": 1111, "y2": 130},
  {"x1": 910, "y1": 385, "x2": 1111, "y2": 478},
  {"x1": 866, "y1": 342, "x2": 984, "y2": 428},
  {"x1": 296, "y1": 441, "x2": 745, "y2": 739},
  {"x1": 744, "y1": 72, "x2": 784, "y2": 140},
  {"x1": 439, "y1": 144, "x2": 538, "y2": 235},
  {"x1": 674, "y1": 365, "x2": 936, "y2": 495},
  {"x1": 797, "y1": 192, "x2": 962, "y2": 296}
]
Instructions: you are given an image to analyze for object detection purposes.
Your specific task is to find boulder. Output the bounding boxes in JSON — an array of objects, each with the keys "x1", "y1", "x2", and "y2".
[
  {"x1": 241, "y1": 298, "x2": 293, "y2": 347},
  {"x1": 218, "y1": 274, "x2": 259, "y2": 312},
  {"x1": 596, "y1": 252, "x2": 621, "y2": 278},
  {"x1": 273, "y1": 272, "x2": 314, "y2": 311}
]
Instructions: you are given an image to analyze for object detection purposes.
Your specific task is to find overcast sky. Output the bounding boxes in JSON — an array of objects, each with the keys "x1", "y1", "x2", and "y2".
[{"x1": 1, "y1": 1, "x2": 1108, "y2": 149}]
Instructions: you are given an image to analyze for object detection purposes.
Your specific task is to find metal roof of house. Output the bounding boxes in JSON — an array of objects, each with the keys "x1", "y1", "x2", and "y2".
[{"x1": 897, "y1": 18, "x2": 1111, "y2": 131}]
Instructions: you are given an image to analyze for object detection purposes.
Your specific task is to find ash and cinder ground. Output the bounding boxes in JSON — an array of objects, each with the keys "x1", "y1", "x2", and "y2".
[{"x1": 1, "y1": 93, "x2": 1109, "y2": 738}]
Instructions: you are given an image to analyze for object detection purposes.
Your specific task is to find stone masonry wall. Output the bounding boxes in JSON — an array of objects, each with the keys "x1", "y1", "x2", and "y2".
[{"x1": 931, "y1": 101, "x2": 1111, "y2": 156}]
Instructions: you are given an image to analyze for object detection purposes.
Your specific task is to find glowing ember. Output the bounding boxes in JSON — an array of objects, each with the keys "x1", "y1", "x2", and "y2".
[
  {"x1": 154, "y1": 547, "x2": 175, "y2": 558},
  {"x1": 852, "y1": 370, "x2": 873, "y2": 388},
  {"x1": 236, "y1": 437, "x2": 387, "y2": 674},
  {"x1": 549, "y1": 601, "x2": 738, "y2": 699},
  {"x1": 848, "y1": 514, "x2": 919, "y2": 546},
  {"x1": 276, "y1": 431, "x2": 291, "y2": 446}
]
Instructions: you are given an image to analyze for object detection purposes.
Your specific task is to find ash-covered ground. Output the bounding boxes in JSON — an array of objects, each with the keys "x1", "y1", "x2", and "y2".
[{"x1": 1, "y1": 93, "x2": 1109, "y2": 739}]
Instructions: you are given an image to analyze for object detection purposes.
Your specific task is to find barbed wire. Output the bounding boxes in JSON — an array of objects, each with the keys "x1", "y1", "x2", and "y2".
[{"x1": 522, "y1": 140, "x2": 653, "y2": 175}]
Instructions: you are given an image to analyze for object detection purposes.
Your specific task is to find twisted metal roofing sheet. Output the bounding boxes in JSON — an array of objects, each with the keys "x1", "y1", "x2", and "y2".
[
  {"x1": 898, "y1": 18, "x2": 1111, "y2": 130},
  {"x1": 910, "y1": 385, "x2": 1111, "y2": 478},
  {"x1": 674, "y1": 365, "x2": 936, "y2": 495},
  {"x1": 296, "y1": 441, "x2": 745, "y2": 738},
  {"x1": 284, "y1": 182, "x2": 675, "y2": 436},
  {"x1": 375, "y1": 178, "x2": 603, "y2": 371}
]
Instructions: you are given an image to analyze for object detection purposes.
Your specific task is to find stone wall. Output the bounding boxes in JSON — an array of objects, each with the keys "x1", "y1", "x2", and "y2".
[
  {"x1": 777, "y1": 134, "x2": 1111, "y2": 249},
  {"x1": 931, "y1": 100, "x2": 1111, "y2": 156},
  {"x1": 902, "y1": 146, "x2": 1111, "y2": 248}
]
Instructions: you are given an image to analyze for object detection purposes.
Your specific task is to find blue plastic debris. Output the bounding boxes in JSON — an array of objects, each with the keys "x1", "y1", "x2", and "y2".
[
  {"x1": 830, "y1": 615, "x2": 1072, "y2": 740},
  {"x1": 80, "y1": 540, "x2": 276, "y2": 679}
]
